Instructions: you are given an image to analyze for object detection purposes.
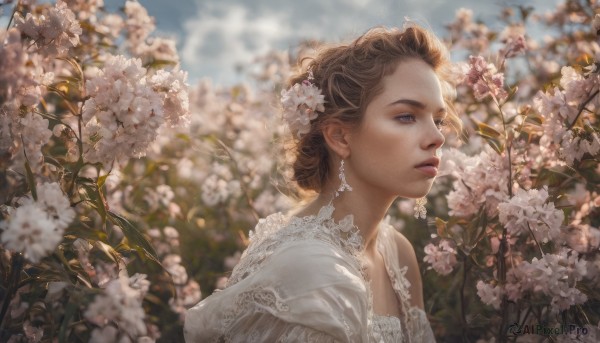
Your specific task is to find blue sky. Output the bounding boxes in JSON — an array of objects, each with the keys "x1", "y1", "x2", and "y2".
[{"x1": 29, "y1": 1, "x2": 565, "y2": 85}]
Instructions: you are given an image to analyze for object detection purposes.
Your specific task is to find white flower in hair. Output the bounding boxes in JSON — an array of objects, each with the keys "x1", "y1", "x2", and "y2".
[{"x1": 280, "y1": 74, "x2": 325, "y2": 138}]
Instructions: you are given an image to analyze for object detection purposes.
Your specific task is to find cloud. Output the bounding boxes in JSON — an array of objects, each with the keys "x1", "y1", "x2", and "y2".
[
  {"x1": 181, "y1": 2, "x2": 294, "y2": 84},
  {"x1": 180, "y1": 0, "x2": 563, "y2": 85}
]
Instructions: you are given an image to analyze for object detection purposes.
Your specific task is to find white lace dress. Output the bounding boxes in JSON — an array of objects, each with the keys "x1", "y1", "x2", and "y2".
[{"x1": 184, "y1": 204, "x2": 436, "y2": 342}]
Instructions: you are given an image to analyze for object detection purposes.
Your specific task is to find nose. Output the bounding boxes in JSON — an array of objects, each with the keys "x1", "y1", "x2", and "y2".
[{"x1": 422, "y1": 120, "x2": 445, "y2": 151}]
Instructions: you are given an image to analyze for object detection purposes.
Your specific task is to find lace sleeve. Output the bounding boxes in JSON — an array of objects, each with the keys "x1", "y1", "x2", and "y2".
[
  {"x1": 185, "y1": 309, "x2": 340, "y2": 343},
  {"x1": 184, "y1": 240, "x2": 369, "y2": 343},
  {"x1": 407, "y1": 307, "x2": 436, "y2": 343}
]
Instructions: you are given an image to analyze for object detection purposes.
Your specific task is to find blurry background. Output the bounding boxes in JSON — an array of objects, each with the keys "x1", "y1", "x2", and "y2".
[{"x1": 104, "y1": 0, "x2": 561, "y2": 85}]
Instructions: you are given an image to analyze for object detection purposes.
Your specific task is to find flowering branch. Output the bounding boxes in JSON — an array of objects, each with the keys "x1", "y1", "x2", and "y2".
[{"x1": 568, "y1": 89, "x2": 599, "y2": 130}]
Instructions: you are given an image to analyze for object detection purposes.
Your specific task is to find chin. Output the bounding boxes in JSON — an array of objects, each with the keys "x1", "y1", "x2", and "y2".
[{"x1": 398, "y1": 184, "x2": 434, "y2": 199}]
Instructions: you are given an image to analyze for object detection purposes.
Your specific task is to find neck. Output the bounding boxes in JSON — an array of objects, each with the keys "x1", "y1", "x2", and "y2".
[{"x1": 305, "y1": 183, "x2": 395, "y2": 255}]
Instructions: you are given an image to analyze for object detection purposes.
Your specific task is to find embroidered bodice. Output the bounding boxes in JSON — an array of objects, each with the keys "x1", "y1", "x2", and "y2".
[{"x1": 184, "y1": 203, "x2": 436, "y2": 342}]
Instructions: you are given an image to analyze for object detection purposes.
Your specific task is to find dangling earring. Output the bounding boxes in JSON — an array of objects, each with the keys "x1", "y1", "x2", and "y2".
[
  {"x1": 414, "y1": 197, "x2": 427, "y2": 219},
  {"x1": 335, "y1": 159, "x2": 352, "y2": 197}
]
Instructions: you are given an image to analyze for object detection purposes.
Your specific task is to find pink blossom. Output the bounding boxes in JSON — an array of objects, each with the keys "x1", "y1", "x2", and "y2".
[
  {"x1": 506, "y1": 249, "x2": 588, "y2": 313},
  {"x1": 465, "y1": 55, "x2": 508, "y2": 101},
  {"x1": 560, "y1": 66, "x2": 597, "y2": 105},
  {"x1": 423, "y1": 240, "x2": 458, "y2": 275},
  {"x1": 476, "y1": 281, "x2": 502, "y2": 310},
  {"x1": 499, "y1": 25, "x2": 527, "y2": 58},
  {"x1": 559, "y1": 130, "x2": 600, "y2": 166},
  {"x1": 498, "y1": 186, "x2": 564, "y2": 243},
  {"x1": 444, "y1": 147, "x2": 510, "y2": 217}
]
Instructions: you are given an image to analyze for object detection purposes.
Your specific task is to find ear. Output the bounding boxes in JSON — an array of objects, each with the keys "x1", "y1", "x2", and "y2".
[{"x1": 322, "y1": 120, "x2": 352, "y2": 159}]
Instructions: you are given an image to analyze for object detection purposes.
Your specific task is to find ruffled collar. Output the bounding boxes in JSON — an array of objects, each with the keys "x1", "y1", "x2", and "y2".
[{"x1": 286, "y1": 202, "x2": 364, "y2": 253}]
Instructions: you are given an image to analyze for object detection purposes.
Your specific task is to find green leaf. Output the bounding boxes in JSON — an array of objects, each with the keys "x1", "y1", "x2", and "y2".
[
  {"x1": 475, "y1": 121, "x2": 502, "y2": 139},
  {"x1": 65, "y1": 225, "x2": 108, "y2": 243},
  {"x1": 58, "y1": 296, "x2": 79, "y2": 343},
  {"x1": 435, "y1": 217, "x2": 448, "y2": 238},
  {"x1": 56, "y1": 57, "x2": 83, "y2": 82},
  {"x1": 24, "y1": 161, "x2": 37, "y2": 201},
  {"x1": 483, "y1": 136, "x2": 505, "y2": 154},
  {"x1": 79, "y1": 183, "x2": 107, "y2": 222},
  {"x1": 524, "y1": 114, "x2": 543, "y2": 126},
  {"x1": 176, "y1": 133, "x2": 191, "y2": 142},
  {"x1": 93, "y1": 240, "x2": 120, "y2": 264},
  {"x1": 472, "y1": 121, "x2": 505, "y2": 154},
  {"x1": 97, "y1": 173, "x2": 110, "y2": 189},
  {"x1": 107, "y1": 211, "x2": 161, "y2": 266}
]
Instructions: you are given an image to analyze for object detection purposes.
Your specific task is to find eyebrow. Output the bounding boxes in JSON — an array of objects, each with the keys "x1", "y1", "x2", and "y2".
[{"x1": 387, "y1": 98, "x2": 447, "y2": 115}]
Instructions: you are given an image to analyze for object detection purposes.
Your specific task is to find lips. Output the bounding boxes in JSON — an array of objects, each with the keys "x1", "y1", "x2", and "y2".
[
  {"x1": 415, "y1": 157, "x2": 440, "y2": 168},
  {"x1": 415, "y1": 157, "x2": 440, "y2": 177}
]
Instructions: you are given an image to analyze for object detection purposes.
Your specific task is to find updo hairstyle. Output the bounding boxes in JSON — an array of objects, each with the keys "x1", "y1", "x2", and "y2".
[{"x1": 287, "y1": 25, "x2": 462, "y2": 193}]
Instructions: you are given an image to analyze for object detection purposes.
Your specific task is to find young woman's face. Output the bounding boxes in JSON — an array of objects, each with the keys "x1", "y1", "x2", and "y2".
[{"x1": 346, "y1": 58, "x2": 446, "y2": 199}]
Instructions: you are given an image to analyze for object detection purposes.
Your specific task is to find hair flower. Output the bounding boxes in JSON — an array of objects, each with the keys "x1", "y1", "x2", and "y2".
[{"x1": 280, "y1": 75, "x2": 325, "y2": 138}]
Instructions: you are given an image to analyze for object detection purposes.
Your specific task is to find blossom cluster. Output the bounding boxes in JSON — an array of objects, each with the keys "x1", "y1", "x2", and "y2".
[
  {"x1": 498, "y1": 186, "x2": 564, "y2": 243},
  {"x1": 505, "y1": 249, "x2": 588, "y2": 313},
  {"x1": 14, "y1": 0, "x2": 82, "y2": 56},
  {"x1": 535, "y1": 66, "x2": 600, "y2": 166},
  {"x1": 85, "y1": 273, "x2": 152, "y2": 341},
  {"x1": 0, "y1": 0, "x2": 191, "y2": 341},
  {"x1": 280, "y1": 79, "x2": 325, "y2": 138},
  {"x1": 423, "y1": 239, "x2": 458, "y2": 276},
  {"x1": 426, "y1": 3, "x2": 600, "y2": 339},
  {"x1": 147, "y1": 226, "x2": 201, "y2": 320},
  {"x1": 443, "y1": 147, "x2": 510, "y2": 218},
  {"x1": 465, "y1": 55, "x2": 508, "y2": 102},
  {"x1": 1, "y1": 182, "x2": 75, "y2": 263},
  {"x1": 82, "y1": 55, "x2": 189, "y2": 166}
]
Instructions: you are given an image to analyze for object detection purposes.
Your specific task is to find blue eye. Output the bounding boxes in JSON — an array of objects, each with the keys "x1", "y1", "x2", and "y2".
[{"x1": 395, "y1": 114, "x2": 416, "y2": 123}]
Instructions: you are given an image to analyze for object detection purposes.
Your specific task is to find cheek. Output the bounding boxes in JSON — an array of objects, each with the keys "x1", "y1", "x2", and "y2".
[{"x1": 354, "y1": 123, "x2": 410, "y2": 165}]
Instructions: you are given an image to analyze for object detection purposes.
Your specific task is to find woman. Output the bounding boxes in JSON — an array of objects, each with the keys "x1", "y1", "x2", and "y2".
[{"x1": 184, "y1": 24, "x2": 461, "y2": 342}]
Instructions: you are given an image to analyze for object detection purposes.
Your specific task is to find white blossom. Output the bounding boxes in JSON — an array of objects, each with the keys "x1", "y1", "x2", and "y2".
[
  {"x1": 280, "y1": 80, "x2": 325, "y2": 138},
  {"x1": 0, "y1": 182, "x2": 73, "y2": 263},
  {"x1": 124, "y1": 0, "x2": 155, "y2": 51},
  {"x1": 14, "y1": 1, "x2": 82, "y2": 56},
  {"x1": 29, "y1": 182, "x2": 76, "y2": 229},
  {"x1": 163, "y1": 254, "x2": 188, "y2": 285},
  {"x1": 0, "y1": 204, "x2": 59, "y2": 263},
  {"x1": 136, "y1": 37, "x2": 180, "y2": 64},
  {"x1": 16, "y1": 112, "x2": 53, "y2": 171},
  {"x1": 84, "y1": 274, "x2": 148, "y2": 338},
  {"x1": 149, "y1": 69, "x2": 190, "y2": 127},
  {"x1": 82, "y1": 54, "x2": 164, "y2": 166}
]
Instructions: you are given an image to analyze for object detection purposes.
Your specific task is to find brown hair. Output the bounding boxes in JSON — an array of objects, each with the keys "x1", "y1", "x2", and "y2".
[{"x1": 287, "y1": 25, "x2": 462, "y2": 193}]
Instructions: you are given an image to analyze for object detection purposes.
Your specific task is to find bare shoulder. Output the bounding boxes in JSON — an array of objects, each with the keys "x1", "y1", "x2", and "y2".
[{"x1": 391, "y1": 230, "x2": 424, "y2": 309}]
